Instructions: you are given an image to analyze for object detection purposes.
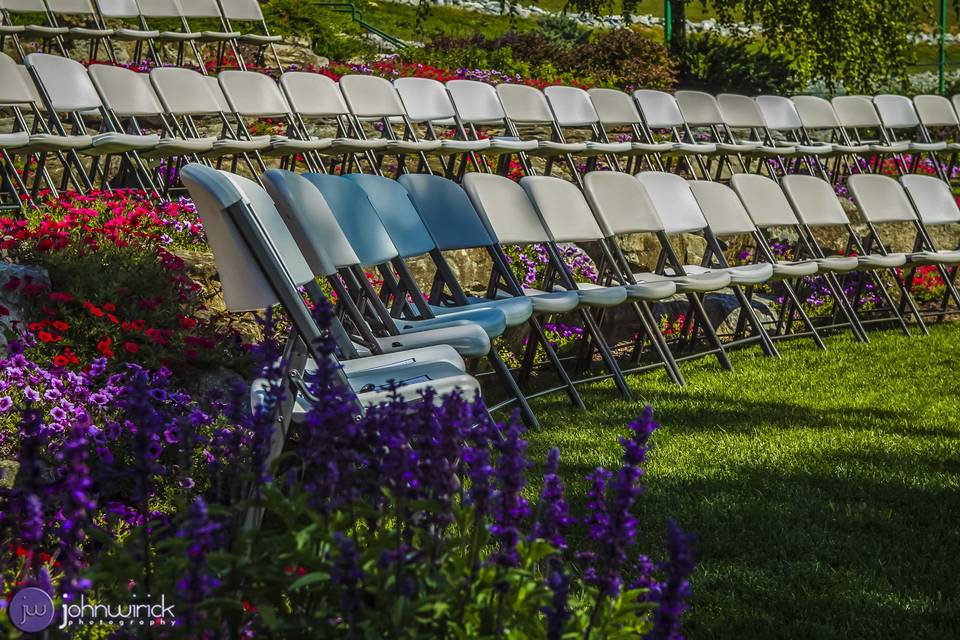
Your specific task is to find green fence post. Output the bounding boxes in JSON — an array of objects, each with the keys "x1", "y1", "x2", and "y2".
[
  {"x1": 941, "y1": 0, "x2": 947, "y2": 95},
  {"x1": 664, "y1": 0, "x2": 672, "y2": 48}
]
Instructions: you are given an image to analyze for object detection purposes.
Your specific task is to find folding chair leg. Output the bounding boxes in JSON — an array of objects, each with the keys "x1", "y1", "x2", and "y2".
[
  {"x1": 688, "y1": 293, "x2": 733, "y2": 371},
  {"x1": 782, "y1": 280, "x2": 827, "y2": 350},
  {"x1": 733, "y1": 286, "x2": 780, "y2": 358},
  {"x1": 889, "y1": 268, "x2": 929, "y2": 336},
  {"x1": 487, "y1": 349, "x2": 539, "y2": 429},
  {"x1": 635, "y1": 301, "x2": 685, "y2": 385},
  {"x1": 577, "y1": 307, "x2": 632, "y2": 399},
  {"x1": 521, "y1": 315, "x2": 586, "y2": 410},
  {"x1": 869, "y1": 269, "x2": 912, "y2": 336},
  {"x1": 824, "y1": 273, "x2": 870, "y2": 342}
]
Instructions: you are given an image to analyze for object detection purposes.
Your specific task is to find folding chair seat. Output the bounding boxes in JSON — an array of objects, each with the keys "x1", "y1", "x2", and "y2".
[
  {"x1": 180, "y1": 162, "x2": 480, "y2": 417},
  {"x1": 2, "y1": 0, "x2": 69, "y2": 39},
  {"x1": 445, "y1": 79, "x2": 539, "y2": 156},
  {"x1": 781, "y1": 173, "x2": 921, "y2": 335},
  {"x1": 338, "y1": 74, "x2": 445, "y2": 157},
  {"x1": 89, "y1": 64, "x2": 215, "y2": 161},
  {"x1": 43, "y1": 0, "x2": 114, "y2": 47}
]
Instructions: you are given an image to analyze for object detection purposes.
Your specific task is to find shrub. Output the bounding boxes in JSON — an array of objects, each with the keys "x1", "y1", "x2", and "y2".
[
  {"x1": 679, "y1": 33, "x2": 800, "y2": 95},
  {"x1": 569, "y1": 28, "x2": 677, "y2": 92}
]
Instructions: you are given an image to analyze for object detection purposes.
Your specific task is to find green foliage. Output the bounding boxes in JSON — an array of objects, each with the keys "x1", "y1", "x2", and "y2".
[
  {"x1": 262, "y1": 0, "x2": 375, "y2": 60},
  {"x1": 679, "y1": 32, "x2": 800, "y2": 94}
]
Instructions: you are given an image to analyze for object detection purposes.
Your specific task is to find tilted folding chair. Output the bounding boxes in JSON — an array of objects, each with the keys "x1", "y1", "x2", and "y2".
[
  {"x1": 181, "y1": 162, "x2": 480, "y2": 440},
  {"x1": 279, "y1": 71, "x2": 386, "y2": 175},
  {"x1": 462, "y1": 171, "x2": 634, "y2": 398},
  {"x1": 636, "y1": 171, "x2": 780, "y2": 358},
  {"x1": 631, "y1": 89, "x2": 717, "y2": 179},
  {"x1": 444, "y1": 79, "x2": 540, "y2": 175},
  {"x1": 393, "y1": 76, "x2": 491, "y2": 178},
  {"x1": 588, "y1": 87, "x2": 675, "y2": 173},
  {"x1": 900, "y1": 174, "x2": 960, "y2": 317},
  {"x1": 730, "y1": 172, "x2": 869, "y2": 342},
  {"x1": 689, "y1": 179, "x2": 826, "y2": 349},
  {"x1": 781, "y1": 173, "x2": 919, "y2": 336},
  {"x1": 25, "y1": 52, "x2": 161, "y2": 192},
  {"x1": 582, "y1": 170, "x2": 734, "y2": 372},
  {"x1": 521, "y1": 174, "x2": 685, "y2": 385},
  {"x1": 397, "y1": 171, "x2": 588, "y2": 408},
  {"x1": 177, "y1": 0, "x2": 243, "y2": 71},
  {"x1": 337, "y1": 74, "x2": 443, "y2": 176},
  {"x1": 872, "y1": 94, "x2": 948, "y2": 180},
  {"x1": 754, "y1": 95, "x2": 833, "y2": 179},
  {"x1": 217, "y1": 0, "x2": 283, "y2": 70},
  {"x1": 1, "y1": 0, "x2": 68, "y2": 58},
  {"x1": 716, "y1": 93, "x2": 808, "y2": 180},
  {"x1": 831, "y1": 96, "x2": 910, "y2": 175},
  {"x1": 217, "y1": 69, "x2": 333, "y2": 172},
  {"x1": 150, "y1": 66, "x2": 269, "y2": 179}
]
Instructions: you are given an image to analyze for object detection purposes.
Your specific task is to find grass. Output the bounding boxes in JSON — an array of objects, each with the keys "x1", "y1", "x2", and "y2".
[{"x1": 520, "y1": 322, "x2": 960, "y2": 639}]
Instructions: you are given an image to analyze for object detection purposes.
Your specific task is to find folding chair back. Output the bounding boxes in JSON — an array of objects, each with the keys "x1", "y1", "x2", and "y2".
[
  {"x1": 3, "y1": 0, "x2": 49, "y2": 13},
  {"x1": 151, "y1": 67, "x2": 222, "y2": 114},
  {"x1": 95, "y1": 0, "x2": 141, "y2": 18},
  {"x1": 900, "y1": 174, "x2": 960, "y2": 225},
  {"x1": 300, "y1": 173, "x2": 400, "y2": 267},
  {"x1": 462, "y1": 172, "x2": 552, "y2": 244},
  {"x1": 635, "y1": 171, "x2": 708, "y2": 234},
  {"x1": 847, "y1": 174, "x2": 916, "y2": 223},
  {"x1": 632, "y1": 89, "x2": 685, "y2": 128},
  {"x1": 180, "y1": 164, "x2": 315, "y2": 312},
  {"x1": 45, "y1": 0, "x2": 97, "y2": 15},
  {"x1": 792, "y1": 95, "x2": 843, "y2": 129},
  {"x1": 279, "y1": 72, "x2": 349, "y2": 117},
  {"x1": 582, "y1": 170, "x2": 663, "y2": 236},
  {"x1": 520, "y1": 175, "x2": 607, "y2": 242},
  {"x1": 729, "y1": 173, "x2": 802, "y2": 228},
  {"x1": 873, "y1": 94, "x2": 921, "y2": 130},
  {"x1": 495, "y1": 83, "x2": 555, "y2": 124},
  {"x1": 89, "y1": 64, "x2": 164, "y2": 117},
  {"x1": 951, "y1": 95, "x2": 960, "y2": 123},
  {"x1": 137, "y1": 0, "x2": 183, "y2": 18},
  {"x1": 913, "y1": 95, "x2": 960, "y2": 127},
  {"x1": 0, "y1": 51, "x2": 40, "y2": 106},
  {"x1": 24, "y1": 53, "x2": 103, "y2": 113},
  {"x1": 398, "y1": 173, "x2": 497, "y2": 250},
  {"x1": 342, "y1": 174, "x2": 437, "y2": 258},
  {"x1": 16, "y1": 66, "x2": 45, "y2": 109},
  {"x1": 717, "y1": 93, "x2": 766, "y2": 129},
  {"x1": 446, "y1": 79, "x2": 506, "y2": 125},
  {"x1": 260, "y1": 169, "x2": 351, "y2": 276},
  {"x1": 780, "y1": 174, "x2": 850, "y2": 227},
  {"x1": 178, "y1": 0, "x2": 223, "y2": 19},
  {"x1": 394, "y1": 77, "x2": 456, "y2": 123},
  {"x1": 206, "y1": 76, "x2": 232, "y2": 112},
  {"x1": 339, "y1": 74, "x2": 406, "y2": 118},
  {"x1": 755, "y1": 95, "x2": 805, "y2": 131},
  {"x1": 831, "y1": 96, "x2": 882, "y2": 128},
  {"x1": 675, "y1": 90, "x2": 724, "y2": 126},
  {"x1": 588, "y1": 87, "x2": 643, "y2": 126},
  {"x1": 689, "y1": 180, "x2": 758, "y2": 236},
  {"x1": 220, "y1": 0, "x2": 269, "y2": 22},
  {"x1": 544, "y1": 85, "x2": 600, "y2": 127},
  {"x1": 218, "y1": 70, "x2": 290, "y2": 117}
]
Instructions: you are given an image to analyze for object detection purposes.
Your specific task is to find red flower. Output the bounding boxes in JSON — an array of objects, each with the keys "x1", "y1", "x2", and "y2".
[
  {"x1": 104, "y1": 303, "x2": 116, "y2": 312},
  {"x1": 52, "y1": 320, "x2": 69, "y2": 331},
  {"x1": 180, "y1": 316, "x2": 197, "y2": 330},
  {"x1": 49, "y1": 291, "x2": 73, "y2": 303},
  {"x1": 37, "y1": 331, "x2": 54, "y2": 343},
  {"x1": 123, "y1": 341, "x2": 140, "y2": 354},
  {"x1": 53, "y1": 354, "x2": 69, "y2": 367},
  {"x1": 131, "y1": 319, "x2": 145, "y2": 331},
  {"x1": 242, "y1": 600, "x2": 257, "y2": 613}
]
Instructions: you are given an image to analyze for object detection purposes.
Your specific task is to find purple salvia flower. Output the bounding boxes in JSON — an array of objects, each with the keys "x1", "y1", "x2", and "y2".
[
  {"x1": 648, "y1": 520, "x2": 696, "y2": 640},
  {"x1": 490, "y1": 414, "x2": 531, "y2": 568},
  {"x1": 530, "y1": 448, "x2": 571, "y2": 551}
]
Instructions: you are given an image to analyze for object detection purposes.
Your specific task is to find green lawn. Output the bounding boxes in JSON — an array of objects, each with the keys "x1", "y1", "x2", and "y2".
[{"x1": 521, "y1": 323, "x2": 960, "y2": 639}]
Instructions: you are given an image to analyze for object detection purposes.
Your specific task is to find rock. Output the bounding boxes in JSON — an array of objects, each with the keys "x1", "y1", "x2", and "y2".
[
  {"x1": 191, "y1": 366, "x2": 248, "y2": 404},
  {"x1": 404, "y1": 250, "x2": 492, "y2": 295},
  {"x1": 0, "y1": 263, "x2": 50, "y2": 334},
  {"x1": 274, "y1": 38, "x2": 329, "y2": 70},
  {"x1": 0, "y1": 459, "x2": 18, "y2": 490}
]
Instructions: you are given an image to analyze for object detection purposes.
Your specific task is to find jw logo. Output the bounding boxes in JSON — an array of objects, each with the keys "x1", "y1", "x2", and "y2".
[{"x1": 7, "y1": 588, "x2": 177, "y2": 631}]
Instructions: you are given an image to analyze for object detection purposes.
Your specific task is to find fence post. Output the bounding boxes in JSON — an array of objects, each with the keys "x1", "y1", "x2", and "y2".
[
  {"x1": 664, "y1": 0, "x2": 672, "y2": 48},
  {"x1": 940, "y1": 0, "x2": 947, "y2": 95}
]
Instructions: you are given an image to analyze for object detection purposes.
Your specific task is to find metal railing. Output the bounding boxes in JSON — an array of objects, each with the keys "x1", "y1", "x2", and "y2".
[{"x1": 316, "y1": 2, "x2": 407, "y2": 50}]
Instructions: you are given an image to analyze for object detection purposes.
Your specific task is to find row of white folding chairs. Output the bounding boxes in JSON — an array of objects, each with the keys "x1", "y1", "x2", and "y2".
[{"x1": 0, "y1": 0, "x2": 280, "y2": 70}]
